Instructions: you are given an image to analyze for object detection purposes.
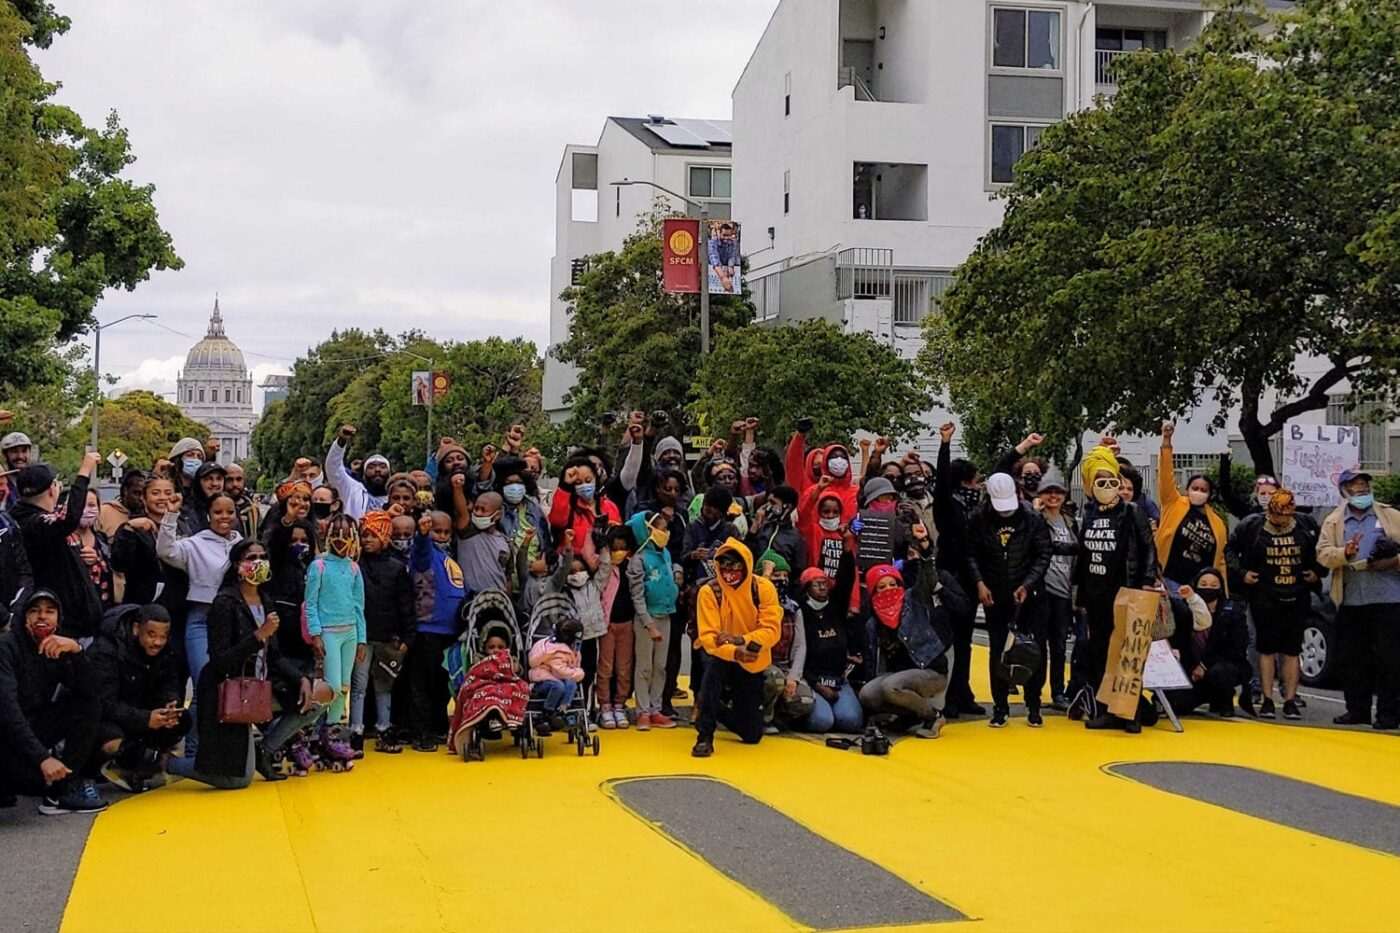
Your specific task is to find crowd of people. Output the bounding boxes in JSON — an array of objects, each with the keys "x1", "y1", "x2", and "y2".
[{"x1": 2, "y1": 409, "x2": 1398, "y2": 816}]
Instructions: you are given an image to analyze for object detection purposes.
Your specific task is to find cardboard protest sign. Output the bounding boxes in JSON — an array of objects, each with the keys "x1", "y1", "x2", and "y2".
[
  {"x1": 1096, "y1": 588, "x2": 1161, "y2": 718},
  {"x1": 1143, "y1": 639, "x2": 1192, "y2": 690}
]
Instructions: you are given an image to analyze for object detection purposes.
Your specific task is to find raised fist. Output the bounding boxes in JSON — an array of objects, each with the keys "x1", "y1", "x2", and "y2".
[
  {"x1": 167, "y1": 492, "x2": 183, "y2": 513},
  {"x1": 451, "y1": 473, "x2": 467, "y2": 489},
  {"x1": 417, "y1": 513, "x2": 433, "y2": 535},
  {"x1": 339, "y1": 424, "x2": 356, "y2": 441},
  {"x1": 744, "y1": 417, "x2": 760, "y2": 432},
  {"x1": 1161, "y1": 421, "x2": 1175, "y2": 441},
  {"x1": 939, "y1": 422, "x2": 956, "y2": 443},
  {"x1": 505, "y1": 424, "x2": 526, "y2": 451},
  {"x1": 875, "y1": 437, "x2": 891, "y2": 454}
]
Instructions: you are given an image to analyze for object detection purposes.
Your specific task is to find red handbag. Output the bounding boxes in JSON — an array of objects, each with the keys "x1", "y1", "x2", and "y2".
[{"x1": 218, "y1": 653, "x2": 273, "y2": 724}]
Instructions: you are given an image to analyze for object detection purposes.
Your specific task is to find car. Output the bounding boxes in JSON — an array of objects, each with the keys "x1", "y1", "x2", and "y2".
[{"x1": 1301, "y1": 590, "x2": 1338, "y2": 688}]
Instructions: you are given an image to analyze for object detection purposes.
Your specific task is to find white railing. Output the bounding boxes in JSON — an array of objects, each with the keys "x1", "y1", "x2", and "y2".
[
  {"x1": 837, "y1": 66, "x2": 877, "y2": 101},
  {"x1": 893, "y1": 271, "x2": 956, "y2": 325},
  {"x1": 1096, "y1": 48, "x2": 1127, "y2": 86},
  {"x1": 836, "y1": 247, "x2": 893, "y2": 299}
]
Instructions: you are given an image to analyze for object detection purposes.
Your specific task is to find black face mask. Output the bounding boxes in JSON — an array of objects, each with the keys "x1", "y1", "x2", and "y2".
[
  {"x1": 1022, "y1": 474, "x2": 1042, "y2": 493},
  {"x1": 904, "y1": 478, "x2": 927, "y2": 496},
  {"x1": 1196, "y1": 588, "x2": 1222, "y2": 606},
  {"x1": 311, "y1": 502, "x2": 333, "y2": 519}
]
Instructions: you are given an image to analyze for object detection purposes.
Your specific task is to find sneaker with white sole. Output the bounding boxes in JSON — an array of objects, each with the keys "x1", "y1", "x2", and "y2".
[
  {"x1": 600, "y1": 707, "x2": 617, "y2": 730},
  {"x1": 39, "y1": 780, "x2": 107, "y2": 816}
]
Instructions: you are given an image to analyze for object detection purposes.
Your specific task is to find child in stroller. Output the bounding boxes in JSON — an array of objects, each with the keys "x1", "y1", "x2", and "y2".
[
  {"x1": 447, "y1": 590, "x2": 532, "y2": 761},
  {"x1": 528, "y1": 617, "x2": 585, "y2": 735}
]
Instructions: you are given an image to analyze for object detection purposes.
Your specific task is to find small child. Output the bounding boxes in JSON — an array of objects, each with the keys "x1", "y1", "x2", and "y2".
[
  {"x1": 528, "y1": 617, "x2": 585, "y2": 733},
  {"x1": 596, "y1": 525, "x2": 637, "y2": 729},
  {"x1": 541, "y1": 528, "x2": 611, "y2": 722},
  {"x1": 406, "y1": 510, "x2": 468, "y2": 752},
  {"x1": 352, "y1": 510, "x2": 414, "y2": 754},
  {"x1": 303, "y1": 514, "x2": 367, "y2": 761},
  {"x1": 447, "y1": 622, "x2": 529, "y2": 756},
  {"x1": 626, "y1": 510, "x2": 680, "y2": 730},
  {"x1": 456, "y1": 491, "x2": 512, "y2": 594}
]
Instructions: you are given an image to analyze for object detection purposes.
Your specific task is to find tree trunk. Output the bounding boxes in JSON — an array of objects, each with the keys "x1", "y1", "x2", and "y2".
[{"x1": 1236, "y1": 361, "x2": 1357, "y2": 480}]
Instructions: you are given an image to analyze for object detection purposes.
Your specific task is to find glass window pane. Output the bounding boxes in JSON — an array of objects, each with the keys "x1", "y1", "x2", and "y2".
[
  {"x1": 689, "y1": 166, "x2": 711, "y2": 198},
  {"x1": 1028, "y1": 11, "x2": 1060, "y2": 69},
  {"x1": 1026, "y1": 125, "x2": 1045, "y2": 149},
  {"x1": 1148, "y1": 30, "x2": 1168, "y2": 51},
  {"x1": 1122, "y1": 29, "x2": 1144, "y2": 51},
  {"x1": 1095, "y1": 28, "x2": 1122, "y2": 51},
  {"x1": 993, "y1": 9, "x2": 1026, "y2": 68},
  {"x1": 712, "y1": 168, "x2": 732, "y2": 198},
  {"x1": 991, "y1": 125, "x2": 1024, "y2": 183}
]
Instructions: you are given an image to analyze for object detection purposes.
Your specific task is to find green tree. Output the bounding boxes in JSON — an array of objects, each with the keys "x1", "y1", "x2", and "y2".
[
  {"x1": 555, "y1": 208, "x2": 753, "y2": 436},
  {"x1": 920, "y1": 0, "x2": 1400, "y2": 474},
  {"x1": 0, "y1": 2, "x2": 182, "y2": 396},
  {"x1": 691, "y1": 320, "x2": 933, "y2": 447},
  {"x1": 52, "y1": 390, "x2": 209, "y2": 478}
]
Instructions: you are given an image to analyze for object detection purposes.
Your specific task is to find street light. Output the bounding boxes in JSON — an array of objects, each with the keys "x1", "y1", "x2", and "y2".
[
  {"x1": 612, "y1": 178, "x2": 712, "y2": 354},
  {"x1": 91, "y1": 314, "x2": 158, "y2": 451}
]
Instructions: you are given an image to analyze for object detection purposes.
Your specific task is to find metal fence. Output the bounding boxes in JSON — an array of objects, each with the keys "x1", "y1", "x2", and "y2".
[
  {"x1": 836, "y1": 247, "x2": 893, "y2": 300},
  {"x1": 892, "y1": 270, "x2": 956, "y2": 325}
]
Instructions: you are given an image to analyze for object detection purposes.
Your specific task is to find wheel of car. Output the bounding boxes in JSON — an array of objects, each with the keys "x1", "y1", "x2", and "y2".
[{"x1": 1300, "y1": 613, "x2": 1335, "y2": 687}]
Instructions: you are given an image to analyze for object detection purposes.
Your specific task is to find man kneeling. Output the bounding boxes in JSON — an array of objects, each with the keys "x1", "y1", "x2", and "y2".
[
  {"x1": 0, "y1": 590, "x2": 106, "y2": 815},
  {"x1": 92, "y1": 604, "x2": 191, "y2": 792}
]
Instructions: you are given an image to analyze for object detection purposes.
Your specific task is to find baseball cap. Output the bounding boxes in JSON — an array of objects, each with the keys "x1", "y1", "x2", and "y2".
[
  {"x1": 15, "y1": 463, "x2": 57, "y2": 498},
  {"x1": 1338, "y1": 469, "x2": 1373, "y2": 489},
  {"x1": 1, "y1": 431, "x2": 32, "y2": 451},
  {"x1": 987, "y1": 472, "x2": 1019, "y2": 512}
]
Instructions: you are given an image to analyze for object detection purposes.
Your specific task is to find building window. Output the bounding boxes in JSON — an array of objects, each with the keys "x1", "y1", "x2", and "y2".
[
  {"x1": 224, "y1": 388, "x2": 231, "y2": 403},
  {"x1": 570, "y1": 258, "x2": 589, "y2": 285},
  {"x1": 186, "y1": 389, "x2": 192, "y2": 403},
  {"x1": 992, "y1": 7, "x2": 1061, "y2": 71},
  {"x1": 784, "y1": 71, "x2": 791, "y2": 117},
  {"x1": 688, "y1": 166, "x2": 731, "y2": 201},
  {"x1": 198, "y1": 388, "x2": 205, "y2": 403},
  {"x1": 783, "y1": 170, "x2": 790, "y2": 215},
  {"x1": 570, "y1": 151, "x2": 598, "y2": 223},
  {"x1": 853, "y1": 162, "x2": 929, "y2": 220},
  {"x1": 989, "y1": 123, "x2": 1046, "y2": 184},
  {"x1": 1328, "y1": 395, "x2": 1388, "y2": 472},
  {"x1": 237, "y1": 389, "x2": 242, "y2": 403},
  {"x1": 753, "y1": 275, "x2": 781, "y2": 323},
  {"x1": 1095, "y1": 27, "x2": 1167, "y2": 52}
]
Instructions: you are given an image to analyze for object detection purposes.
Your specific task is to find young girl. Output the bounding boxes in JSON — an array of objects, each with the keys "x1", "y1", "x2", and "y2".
[
  {"x1": 596, "y1": 525, "x2": 637, "y2": 730},
  {"x1": 626, "y1": 511, "x2": 680, "y2": 730},
  {"x1": 110, "y1": 474, "x2": 174, "y2": 607},
  {"x1": 303, "y1": 514, "x2": 367, "y2": 757},
  {"x1": 528, "y1": 617, "x2": 585, "y2": 733}
]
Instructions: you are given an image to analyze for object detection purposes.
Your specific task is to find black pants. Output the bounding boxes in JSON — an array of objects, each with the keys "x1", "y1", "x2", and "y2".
[
  {"x1": 580, "y1": 637, "x2": 598, "y2": 712},
  {"x1": 695, "y1": 655, "x2": 765, "y2": 744},
  {"x1": 406, "y1": 632, "x2": 454, "y2": 740},
  {"x1": 1082, "y1": 597, "x2": 1116, "y2": 692},
  {"x1": 1337, "y1": 603, "x2": 1400, "y2": 723},
  {"x1": 945, "y1": 587, "x2": 978, "y2": 709},
  {"x1": 1165, "y1": 661, "x2": 1248, "y2": 714},
  {"x1": 1042, "y1": 594, "x2": 1073, "y2": 699},
  {"x1": 97, "y1": 713, "x2": 191, "y2": 768},
  {"x1": 0, "y1": 692, "x2": 101, "y2": 797},
  {"x1": 987, "y1": 595, "x2": 1048, "y2": 712}
]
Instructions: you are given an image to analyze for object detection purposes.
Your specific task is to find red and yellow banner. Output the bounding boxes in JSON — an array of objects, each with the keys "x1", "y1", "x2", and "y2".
[{"x1": 662, "y1": 218, "x2": 700, "y2": 294}]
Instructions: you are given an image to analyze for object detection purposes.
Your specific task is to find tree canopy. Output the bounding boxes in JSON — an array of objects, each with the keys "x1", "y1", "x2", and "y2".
[
  {"x1": 920, "y1": 0, "x2": 1400, "y2": 474},
  {"x1": 554, "y1": 207, "x2": 753, "y2": 436},
  {"x1": 49, "y1": 390, "x2": 210, "y2": 478},
  {"x1": 691, "y1": 319, "x2": 933, "y2": 447}
]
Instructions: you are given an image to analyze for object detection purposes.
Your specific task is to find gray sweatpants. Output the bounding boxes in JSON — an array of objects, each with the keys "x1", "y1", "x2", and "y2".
[
  {"x1": 859, "y1": 667, "x2": 950, "y2": 722},
  {"x1": 633, "y1": 615, "x2": 671, "y2": 713}
]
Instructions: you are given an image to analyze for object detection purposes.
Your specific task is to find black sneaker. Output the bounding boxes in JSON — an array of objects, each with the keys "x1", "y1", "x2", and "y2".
[
  {"x1": 349, "y1": 732, "x2": 365, "y2": 759},
  {"x1": 100, "y1": 761, "x2": 148, "y2": 793},
  {"x1": 39, "y1": 780, "x2": 107, "y2": 816},
  {"x1": 691, "y1": 739, "x2": 714, "y2": 758},
  {"x1": 413, "y1": 737, "x2": 439, "y2": 753},
  {"x1": 1258, "y1": 698, "x2": 1276, "y2": 720},
  {"x1": 1333, "y1": 712, "x2": 1370, "y2": 726},
  {"x1": 1027, "y1": 709, "x2": 1044, "y2": 728},
  {"x1": 989, "y1": 708, "x2": 1009, "y2": 728},
  {"x1": 1049, "y1": 694, "x2": 1069, "y2": 712},
  {"x1": 1124, "y1": 719, "x2": 1142, "y2": 734},
  {"x1": 1374, "y1": 719, "x2": 1399, "y2": 731},
  {"x1": 1282, "y1": 700, "x2": 1302, "y2": 721},
  {"x1": 962, "y1": 702, "x2": 987, "y2": 717},
  {"x1": 1085, "y1": 713, "x2": 1122, "y2": 731}
]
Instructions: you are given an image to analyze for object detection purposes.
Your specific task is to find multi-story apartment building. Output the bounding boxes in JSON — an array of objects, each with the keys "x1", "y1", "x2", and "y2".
[
  {"x1": 731, "y1": 0, "x2": 1385, "y2": 478},
  {"x1": 543, "y1": 115, "x2": 733, "y2": 420}
]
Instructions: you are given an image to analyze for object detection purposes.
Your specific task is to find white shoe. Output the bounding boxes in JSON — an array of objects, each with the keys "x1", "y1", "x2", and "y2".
[
  {"x1": 600, "y1": 707, "x2": 617, "y2": 729},
  {"x1": 615, "y1": 708, "x2": 631, "y2": 729}
]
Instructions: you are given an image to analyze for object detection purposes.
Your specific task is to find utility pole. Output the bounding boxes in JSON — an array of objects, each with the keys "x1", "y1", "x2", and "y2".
[
  {"x1": 90, "y1": 314, "x2": 157, "y2": 452},
  {"x1": 611, "y1": 178, "x2": 713, "y2": 354}
]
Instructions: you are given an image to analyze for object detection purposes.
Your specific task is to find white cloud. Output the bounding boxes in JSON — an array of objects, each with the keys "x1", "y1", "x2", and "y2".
[{"x1": 37, "y1": 1, "x2": 778, "y2": 410}]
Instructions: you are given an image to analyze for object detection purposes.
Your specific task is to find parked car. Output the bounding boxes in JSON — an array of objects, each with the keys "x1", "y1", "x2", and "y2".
[{"x1": 1301, "y1": 589, "x2": 1338, "y2": 688}]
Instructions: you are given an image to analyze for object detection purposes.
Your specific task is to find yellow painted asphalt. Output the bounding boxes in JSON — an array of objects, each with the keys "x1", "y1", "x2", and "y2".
[{"x1": 63, "y1": 656, "x2": 1400, "y2": 933}]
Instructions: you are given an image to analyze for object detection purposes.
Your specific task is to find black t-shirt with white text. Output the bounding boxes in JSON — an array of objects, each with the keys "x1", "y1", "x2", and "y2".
[{"x1": 1165, "y1": 507, "x2": 1216, "y2": 584}]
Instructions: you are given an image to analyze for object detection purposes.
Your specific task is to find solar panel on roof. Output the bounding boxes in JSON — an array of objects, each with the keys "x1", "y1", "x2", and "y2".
[
  {"x1": 644, "y1": 121, "x2": 709, "y2": 147},
  {"x1": 675, "y1": 119, "x2": 732, "y2": 144}
]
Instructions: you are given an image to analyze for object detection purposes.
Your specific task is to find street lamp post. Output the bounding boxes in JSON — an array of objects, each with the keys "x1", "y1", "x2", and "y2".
[
  {"x1": 611, "y1": 179, "x2": 711, "y2": 353},
  {"x1": 91, "y1": 314, "x2": 157, "y2": 452}
]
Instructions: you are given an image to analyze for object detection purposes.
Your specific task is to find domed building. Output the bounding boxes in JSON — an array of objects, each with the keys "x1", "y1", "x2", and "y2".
[{"x1": 177, "y1": 298, "x2": 255, "y2": 465}]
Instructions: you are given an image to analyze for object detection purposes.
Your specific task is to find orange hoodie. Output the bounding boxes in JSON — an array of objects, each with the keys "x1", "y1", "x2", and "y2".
[{"x1": 696, "y1": 538, "x2": 783, "y2": 673}]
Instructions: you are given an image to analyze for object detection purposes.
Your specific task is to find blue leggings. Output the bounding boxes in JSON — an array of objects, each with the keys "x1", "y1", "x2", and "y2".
[
  {"x1": 804, "y1": 683, "x2": 865, "y2": 733},
  {"x1": 321, "y1": 627, "x2": 359, "y2": 725}
]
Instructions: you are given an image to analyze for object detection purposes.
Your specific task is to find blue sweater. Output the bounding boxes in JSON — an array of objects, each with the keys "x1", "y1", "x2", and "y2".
[
  {"x1": 303, "y1": 554, "x2": 366, "y2": 642},
  {"x1": 410, "y1": 533, "x2": 468, "y2": 636}
]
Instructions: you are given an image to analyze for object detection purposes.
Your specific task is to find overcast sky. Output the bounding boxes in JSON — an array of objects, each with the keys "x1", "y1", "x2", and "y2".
[{"x1": 38, "y1": 1, "x2": 776, "y2": 409}]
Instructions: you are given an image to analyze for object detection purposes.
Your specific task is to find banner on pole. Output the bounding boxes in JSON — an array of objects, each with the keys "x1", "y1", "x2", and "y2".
[
  {"x1": 1281, "y1": 420, "x2": 1360, "y2": 507},
  {"x1": 411, "y1": 371, "x2": 431, "y2": 407},
  {"x1": 432, "y1": 372, "x2": 451, "y2": 401},
  {"x1": 706, "y1": 220, "x2": 742, "y2": 295},
  {"x1": 663, "y1": 218, "x2": 700, "y2": 294}
]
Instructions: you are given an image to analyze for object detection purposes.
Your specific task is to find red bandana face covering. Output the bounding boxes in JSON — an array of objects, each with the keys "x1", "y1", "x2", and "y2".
[{"x1": 871, "y1": 586, "x2": 905, "y2": 629}]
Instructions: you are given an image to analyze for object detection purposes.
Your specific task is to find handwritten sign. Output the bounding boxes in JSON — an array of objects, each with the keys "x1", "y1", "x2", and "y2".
[
  {"x1": 1282, "y1": 421, "x2": 1360, "y2": 507},
  {"x1": 1096, "y1": 588, "x2": 1161, "y2": 718},
  {"x1": 1143, "y1": 639, "x2": 1192, "y2": 690}
]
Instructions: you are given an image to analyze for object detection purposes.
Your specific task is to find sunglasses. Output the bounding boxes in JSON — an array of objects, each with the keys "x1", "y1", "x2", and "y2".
[{"x1": 1093, "y1": 477, "x2": 1122, "y2": 491}]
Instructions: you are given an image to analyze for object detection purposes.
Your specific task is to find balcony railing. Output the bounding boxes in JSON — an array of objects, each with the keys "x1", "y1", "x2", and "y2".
[
  {"x1": 1095, "y1": 48, "x2": 1127, "y2": 86},
  {"x1": 836, "y1": 247, "x2": 893, "y2": 299},
  {"x1": 893, "y1": 271, "x2": 956, "y2": 325},
  {"x1": 837, "y1": 66, "x2": 877, "y2": 101}
]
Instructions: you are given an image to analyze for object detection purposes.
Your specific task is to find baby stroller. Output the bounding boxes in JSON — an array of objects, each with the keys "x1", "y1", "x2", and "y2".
[
  {"x1": 446, "y1": 589, "x2": 538, "y2": 762},
  {"x1": 525, "y1": 592, "x2": 600, "y2": 757}
]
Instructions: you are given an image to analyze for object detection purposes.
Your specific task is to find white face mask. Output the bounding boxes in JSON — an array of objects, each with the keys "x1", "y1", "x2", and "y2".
[
  {"x1": 1188, "y1": 489, "x2": 1210, "y2": 508},
  {"x1": 826, "y1": 457, "x2": 850, "y2": 478},
  {"x1": 567, "y1": 571, "x2": 589, "y2": 589},
  {"x1": 819, "y1": 517, "x2": 841, "y2": 532},
  {"x1": 806, "y1": 597, "x2": 829, "y2": 611},
  {"x1": 1256, "y1": 491, "x2": 1275, "y2": 509}
]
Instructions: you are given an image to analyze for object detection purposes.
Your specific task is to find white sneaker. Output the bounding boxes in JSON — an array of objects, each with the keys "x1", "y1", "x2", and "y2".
[
  {"x1": 600, "y1": 707, "x2": 617, "y2": 729},
  {"x1": 615, "y1": 708, "x2": 631, "y2": 730}
]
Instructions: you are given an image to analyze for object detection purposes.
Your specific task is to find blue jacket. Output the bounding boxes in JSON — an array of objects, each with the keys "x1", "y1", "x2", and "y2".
[
  {"x1": 626, "y1": 512, "x2": 679, "y2": 617},
  {"x1": 410, "y1": 533, "x2": 468, "y2": 636},
  {"x1": 303, "y1": 555, "x2": 366, "y2": 643}
]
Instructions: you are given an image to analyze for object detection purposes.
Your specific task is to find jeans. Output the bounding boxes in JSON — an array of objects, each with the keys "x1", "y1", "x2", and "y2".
[
  {"x1": 320, "y1": 626, "x2": 359, "y2": 726},
  {"x1": 350, "y1": 643, "x2": 395, "y2": 734},
  {"x1": 633, "y1": 615, "x2": 670, "y2": 713},
  {"x1": 532, "y1": 678, "x2": 577, "y2": 713},
  {"x1": 859, "y1": 666, "x2": 949, "y2": 723},
  {"x1": 945, "y1": 587, "x2": 977, "y2": 709},
  {"x1": 804, "y1": 684, "x2": 864, "y2": 733},
  {"x1": 695, "y1": 656, "x2": 765, "y2": 744},
  {"x1": 183, "y1": 603, "x2": 210, "y2": 759},
  {"x1": 167, "y1": 733, "x2": 254, "y2": 790},
  {"x1": 597, "y1": 620, "x2": 636, "y2": 708}
]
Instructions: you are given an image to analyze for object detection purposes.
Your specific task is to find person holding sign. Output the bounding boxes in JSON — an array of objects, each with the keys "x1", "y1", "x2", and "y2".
[
  {"x1": 1317, "y1": 470, "x2": 1400, "y2": 730},
  {"x1": 1228, "y1": 489, "x2": 1319, "y2": 720},
  {"x1": 1161, "y1": 569, "x2": 1252, "y2": 717},
  {"x1": 1156, "y1": 422, "x2": 1229, "y2": 593}
]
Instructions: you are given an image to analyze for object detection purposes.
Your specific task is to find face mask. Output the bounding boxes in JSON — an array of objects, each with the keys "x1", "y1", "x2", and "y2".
[
  {"x1": 610, "y1": 548, "x2": 629, "y2": 565},
  {"x1": 289, "y1": 542, "x2": 311, "y2": 562},
  {"x1": 871, "y1": 586, "x2": 905, "y2": 629},
  {"x1": 433, "y1": 539, "x2": 450, "y2": 553},
  {"x1": 1349, "y1": 493, "x2": 1374, "y2": 511},
  {"x1": 575, "y1": 483, "x2": 595, "y2": 502},
  {"x1": 79, "y1": 505, "x2": 99, "y2": 529},
  {"x1": 1196, "y1": 588, "x2": 1221, "y2": 607},
  {"x1": 415, "y1": 490, "x2": 434, "y2": 507},
  {"x1": 868, "y1": 500, "x2": 896, "y2": 515},
  {"x1": 308, "y1": 474, "x2": 324, "y2": 490},
  {"x1": 905, "y1": 480, "x2": 927, "y2": 497},
  {"x1": 182, "y1": 458, "x2": 201, "y2": 478},
  {"x1": 806, "y1": 597, "x2": 829, "y2": 611},
  {"x1": 503, "y1": 483, "x2": 526, "y2": 505},
  {"x1": 391, "y1": 538, "x2": 410, "y2": 554},
  {"x1": 650, "y1": 527, "x2": 670, "y2": 549},
  {"x1": 1092, "y1": 483, "x2": 1121, "y2": 506},
  {"x1": 1187, "y1": 489, "x2": 1210, "y2": 508},
  {"x1": 1022, "y1": 474, "x2": 1041, "y2": 493},
  {"x1": 826, "y1": 457, "x2": 850, "y2": 478},
  {"x1": 1256, "y1": 491, "x2": 1274, "y2": 509},
  {"x1": 239, "y1": 559, "x2": 271, "y2": 585},
  {"x1": 311, "y1": 502, "x2": 333, "y2": 519},
  {"x1": 567, "y1": 571, "x2": 589, "y2": 589},
  {"x1": 819, "y1": 517, "x2": 841, "y2": 532},
  {"x1": 471, "y1": 513, "x2": 497, "y2": 531},
  {"x1": 955, "y1": 487, "x2": 981, "y2": 512}
]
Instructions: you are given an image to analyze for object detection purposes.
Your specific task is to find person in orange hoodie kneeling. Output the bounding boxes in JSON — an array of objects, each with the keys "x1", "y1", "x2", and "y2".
[{"x1": 691, "y1": 539, "x2": 783, "y2": 757}]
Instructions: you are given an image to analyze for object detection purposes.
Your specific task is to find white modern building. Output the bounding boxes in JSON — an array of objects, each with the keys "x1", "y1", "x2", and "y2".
[
  {"x1": 543, "y1": 115, "x2": 733, "y2": 419},
  {"x1": 177, "y1": 299, "x2": 256, "y2": 465},
  {"x1": 732, "y1": 0, "x2": 1384, "y2": 477}
]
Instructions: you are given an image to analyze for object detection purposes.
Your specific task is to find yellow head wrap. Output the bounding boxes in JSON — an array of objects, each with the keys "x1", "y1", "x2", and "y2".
[{"x1": 1080, "y1": 445, "x2": 1120, "y2": 494}]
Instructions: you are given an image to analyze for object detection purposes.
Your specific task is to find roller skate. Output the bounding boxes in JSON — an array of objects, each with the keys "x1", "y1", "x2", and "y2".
[
  {"x1": 316, "y1": 725, "x2": 356, "y2": 772},
  {"x1": 374, "y1": 726, "x2": 403, "y2": 754},
  {"x1": 349, "y1": 731, "x2": 365, "y2": 760},
  {"x1": 284, "y1": 732, "x2": 315, "y2": 777}
]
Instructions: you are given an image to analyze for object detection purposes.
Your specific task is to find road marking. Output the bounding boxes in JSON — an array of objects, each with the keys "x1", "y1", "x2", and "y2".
[
  {"x1": 607, "y1": 775, "x2": 966, "y2": 928},
  {"x1": 1108, "y1": 762, "x2": 1400, "y2": 858}
]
